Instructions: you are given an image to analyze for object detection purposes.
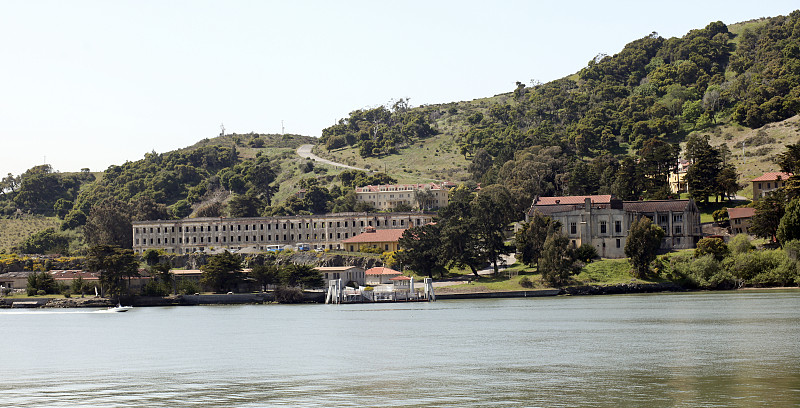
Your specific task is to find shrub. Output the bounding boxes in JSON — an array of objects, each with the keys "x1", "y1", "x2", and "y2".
[
  {"x1": 728, "y1": 234, "x2": 753, "y2": 255},
  {"x1": 723, "y1": 249, "x2": 787, "y2": 284},
  {"x1": 695, "y1": 237, "x2": 729, "y2": 260},
  {"x1": 575, "y1": 243, "x2": 598, "y2": 263},
  {"x1": 519, "y1": 276, "x2": 533, "y2": 288},
  {"x1": 36, "y1": 290, "x2": 46, "y2": 296},
  {"x1": 273, "y1": 286, "x2": 305, "y2": 303}
]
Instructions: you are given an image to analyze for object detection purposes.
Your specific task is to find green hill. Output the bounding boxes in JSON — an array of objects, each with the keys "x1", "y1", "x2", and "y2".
[{"x1": 315, "y1": 11, "x2": 800, "y2": 204}]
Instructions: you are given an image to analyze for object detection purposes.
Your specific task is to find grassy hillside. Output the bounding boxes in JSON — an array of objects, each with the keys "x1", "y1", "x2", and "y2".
[
  {"x1": 0, "y1": 216, "x2": 61, "y2": 254},
  {"x1": 705, "y1": 115, "x2": 800, "y2": 198}
]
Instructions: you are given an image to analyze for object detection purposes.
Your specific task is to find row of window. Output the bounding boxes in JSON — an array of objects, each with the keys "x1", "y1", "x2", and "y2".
[
  {"x1": 136, "y1": 218, "x2": 421, "y2": 235},
  {"x1": 135, "y1": 231, "x2": 355, "y2": 246},
  {"x1": 569, "y1": 220, "x2": 624, "y2": 235}
]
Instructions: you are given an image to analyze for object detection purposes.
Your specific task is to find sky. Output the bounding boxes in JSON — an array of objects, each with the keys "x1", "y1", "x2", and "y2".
[{"x1": 1, "y1": 1, "x2": 798, "y2": 176}]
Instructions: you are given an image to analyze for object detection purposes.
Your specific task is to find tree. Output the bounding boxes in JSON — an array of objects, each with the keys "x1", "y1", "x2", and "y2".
[
  {"x1": 611, "y1": 157, "x2": 644, "y2": 200},
  {"x1": 750, "y1": 190, "x2": 786, "y2": 242},
  {"x1": 200, "y1": 250, "x2": 243, "y2": 293},
  {"x1": 685, "y1": 135, "x2": 722, "y2": 204},
  {"x1": 278, "y1": 264, "x2": 324, "y2": 288},
  {"x1": 251, "y1": 263, "x2": 279, "y2": 292},
  {"x1": 777, "y1": 142, "x2": 800, "y2": 200},
  {"x1": 26, "y1": 271, "x2": 57, "y2": 296},
  {"x1": 86, "y1": 245, "x2": 140, "y2": 298},
  {"x1": 516, "y1": 211, "x2": 562, "y2": 267},
  {"x1": 438, "y1": 186, "x2": 485, "y2": 276},
  {"x1": 471, "y1": 185, "x2": 516, "y2": 274},
  {"x1": 625, "y1": 216, "x2": 665, "y2": 278},
  {"x1": 539, "y1": 231, "x2": 577, "y2": 286},
  {"x1": 84, "y1": 198, "x2": 133, "y2": 248},
  {"x1": 397, "y1": 224, "x2": 447, "y2": 278},
  {"x1": 777, "y1": 198, "x2": 800, "y2": 247},
  {"x1": 228, "y1": 193, "x2": 263, "y2": 218},
  {"x1": 638, "y1": 138, "x2": 679, "y2": 197}
]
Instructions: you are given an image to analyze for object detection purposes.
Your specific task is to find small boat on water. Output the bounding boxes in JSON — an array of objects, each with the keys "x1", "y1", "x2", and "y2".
[{"x1": 107, "y1": 304, "x2": 133, "y2": 312}]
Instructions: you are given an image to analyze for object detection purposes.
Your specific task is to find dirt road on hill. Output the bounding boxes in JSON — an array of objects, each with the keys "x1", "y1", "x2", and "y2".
[{"x1": 296, "y1": 144, "x2": 367, "y2": 171}]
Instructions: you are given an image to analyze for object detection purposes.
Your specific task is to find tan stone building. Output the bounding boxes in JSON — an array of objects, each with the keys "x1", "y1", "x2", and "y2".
[
  {"x1": 527, "y1": 195, "x2": 702, "y2": 258},
  {"x1": 132, "y1": 212, "x2": 433, "y2": 254},
  {"x1": 751, "y1": 172, "x2": 792, "y2": 198},
  {"x1": 315, "y1": 266, "x2": 365, "y2": 287},
  {"x1": 355, "y1": 182, "x2": 454, "y2": 211},
  {"x1": 728, "y1": 207, "x2": 756, "y2": 235}
]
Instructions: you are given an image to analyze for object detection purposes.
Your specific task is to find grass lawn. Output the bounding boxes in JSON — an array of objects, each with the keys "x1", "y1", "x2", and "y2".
[{"x1": 574, "y1": 258, "x2": 638, "y2": 285}]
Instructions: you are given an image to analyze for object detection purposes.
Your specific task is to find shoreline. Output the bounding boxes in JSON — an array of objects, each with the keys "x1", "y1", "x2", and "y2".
[{"x1": 3, "y1": 283, "x2": 798, "y2": 308}]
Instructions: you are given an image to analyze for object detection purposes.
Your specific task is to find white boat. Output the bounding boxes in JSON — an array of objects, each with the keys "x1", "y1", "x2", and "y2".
[{"x1": 107, "y1": 304, "x2": 133, "y2": 312}]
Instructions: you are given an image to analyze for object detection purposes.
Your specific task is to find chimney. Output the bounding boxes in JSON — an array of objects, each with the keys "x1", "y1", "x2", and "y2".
[{"x1": 585, "y1": 197, "x2": 591, "y2": 211}]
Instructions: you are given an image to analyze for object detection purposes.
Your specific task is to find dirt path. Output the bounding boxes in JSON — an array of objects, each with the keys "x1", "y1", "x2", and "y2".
[{"x1": 296, "y1": 144, "x2": 366, "y2": 171}]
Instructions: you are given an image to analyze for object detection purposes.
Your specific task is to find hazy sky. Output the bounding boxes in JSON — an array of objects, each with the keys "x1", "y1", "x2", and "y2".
[{"x1": 1, "y1": 1, "x2": 797, "y2": 176}]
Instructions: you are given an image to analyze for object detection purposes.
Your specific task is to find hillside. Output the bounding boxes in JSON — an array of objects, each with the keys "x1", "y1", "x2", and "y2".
[
  {"x1": 315, "y1": 11, "x2": 800, "y2": 205},
  {"x1": 4, "y1": 10, "x2": 800, "y2": 256}
]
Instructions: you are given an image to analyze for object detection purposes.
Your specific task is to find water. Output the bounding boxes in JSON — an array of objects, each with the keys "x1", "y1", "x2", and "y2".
[{"x1": 1, "y1": 290, "x2": 799, "y2": 407}]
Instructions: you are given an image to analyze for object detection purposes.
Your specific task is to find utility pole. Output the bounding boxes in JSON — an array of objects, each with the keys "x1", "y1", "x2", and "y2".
[
  {"x1": 220, "y1": 123, "x2": 225, "y2": 137},
  {"x1": 281, "y1": 120, "x2": 285, "y2": 135}
]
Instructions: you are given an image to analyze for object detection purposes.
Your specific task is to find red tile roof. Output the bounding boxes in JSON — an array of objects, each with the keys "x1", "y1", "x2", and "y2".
[
  {"x1": 389, "y1": 275, "x2": 411, "y2": 281},
  {"x1": 727, "y1": 207, "x2": 756, "y2": 219},
  {"x1": 623, "y1": 200, "x2": 693, "y2": 213},
  {"x1": 49, "y1": 270, "x2": 99, "y2": 280},
  {"x1": 365, "y1": 267, "x2": 402, "y2": 276},
  {"x1": 535, "y1": 195, "x2": 612, "y2": 205},
  {"x1": 342, "y1": 229, "x2": 406, "y2": 244},
  {"x1": 751, "y1": 172, "x2": 792, "y2": 182}
]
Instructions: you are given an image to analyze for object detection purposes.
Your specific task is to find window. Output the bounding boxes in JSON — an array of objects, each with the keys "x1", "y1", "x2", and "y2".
[
  {"x1": 659, "y1": 215, "x2": 668, "y2": 224},
  {"x1": 674, "y1": 225, "x2": 682, "y2": 234},
  {"x1": 615, "y1": 221, "x2": 621, "y2": 233},
  {"x1": 600, "y1": 221, "x2": 607, "y2": 234},
  {"x1": 616, "y1": 239, "x2": 621, "y2": 248},
  {"x1": 157, "y1": 227, "x2": 161, "y2": 233},
  {"x1": 570, "y1": 222, "x2": 577, "y2": 235},
  {"x1": 673, "y1": 214, "x2": 683, "y2": 223}
]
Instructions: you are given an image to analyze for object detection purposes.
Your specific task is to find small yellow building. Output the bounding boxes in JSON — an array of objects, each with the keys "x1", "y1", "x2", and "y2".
[
  {"x1": 341, "y1": 227, "x2": 405, "y2": 253},
  {"x1": 751, "y1": 172, "x2": 792, "y2": 198}
]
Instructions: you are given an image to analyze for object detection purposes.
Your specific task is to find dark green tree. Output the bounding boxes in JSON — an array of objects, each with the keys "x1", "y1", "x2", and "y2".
[
  {"x1": 625, "y1": 216, "x2": 665, "y2": 278},
  {"x1": 438, "y1": 186, "x2": 485, "y2": 276},
  {"x1": 777, "y1": 198, "x2": 800, "y2": 247},
  {"x1": 84, "y1": 198, "x2": 133, "y2": 248},
  {"x1": 278, "y1": 264, "x2": 324, "y2": 288},
  {"x1": 472, "y1": 185, "x2": 516, "y2": 274},
  {"x1": 200, "y1": 250, "x2": 243, "y2": 293},
  {"x1": 86, "y1": 245, "x2": 140, "y2": 298},
  {"x1": 26, "y1": 271, "x2": 57, "y2": 296},
  {"x1": 251, "y1": 262, "x2": 279, "y2": 292},
  {"x1": 228, "y1": 193, "x2": 263, "y2": 218},
  {"x1": 750, "y1": 190, "x2": 786, "y2": 243},
  {"x1": 516, "y1": 211, "x2": 562, "y2": 267},
  {"x1": 539, "y1": 231, "x2": 578, "y2": 286},
  {"x1": 397, "y1": 223, "x2": 447, "y2": 278},
  {"x1": 685, "y1": 135, "x2": 722, "y2": 203}
]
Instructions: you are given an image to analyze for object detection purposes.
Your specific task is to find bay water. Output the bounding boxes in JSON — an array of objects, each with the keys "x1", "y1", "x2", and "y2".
[{"x1": 1, "y1": 290, "x2": 799, "y2": 407}]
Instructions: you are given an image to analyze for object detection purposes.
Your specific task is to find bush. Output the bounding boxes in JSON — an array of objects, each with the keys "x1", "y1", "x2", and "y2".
[
  {"x1": 176, "y1": 278, "x2": 200, "y2": 295},
  {"x1": 273, "y1": 286, "x2": 305, "y2": 303},
  {"x1": 519, "y1": 276, "x2": 533, "y2": 288},
  {"x1": 728, "y1": 234, "x2": 753, "y2": 255},
  {"x1": 575, "y1": 243, "x2": 598, "y2": 263},
  {"x1": 723, "y1": 250, "x2": 786, "y2": 283},
  {"x1": 36, "y1": 290, "x2": 46, "y2": 296},
  {"x1": 695, "y1": 237, "x2": 728, "y2": 260}
]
